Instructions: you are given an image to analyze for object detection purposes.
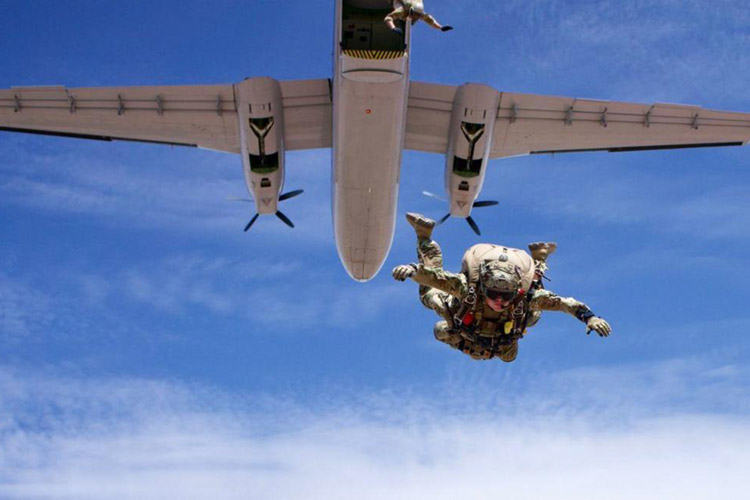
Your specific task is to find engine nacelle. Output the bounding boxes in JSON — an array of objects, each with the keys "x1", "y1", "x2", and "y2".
[
  {"x1": 444, "y1": 84, "x2": 500, "y2": 217},
  {"x1": 235, "y1": 77, "x2": 285, "y2": 215}
]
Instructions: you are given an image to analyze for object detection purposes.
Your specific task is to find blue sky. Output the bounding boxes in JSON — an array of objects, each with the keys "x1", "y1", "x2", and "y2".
[{"x1": 1, "y1": 0, "x2": 749, "y2": 498}]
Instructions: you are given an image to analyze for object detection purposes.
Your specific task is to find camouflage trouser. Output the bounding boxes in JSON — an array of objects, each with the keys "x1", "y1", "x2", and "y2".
[
  {"x1": 416, "y1": 237, "x2": 518, "y2": 362},
  {"x1": 433, "y1": 320, "x2": 519, "y2": 362},
  {"x1": 416, "y1": 237, "x2": 445, "y2": 310}
]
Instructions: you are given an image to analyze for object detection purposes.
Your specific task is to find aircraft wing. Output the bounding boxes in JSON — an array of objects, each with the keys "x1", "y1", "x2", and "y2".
[
  {"x1": 278, "y1": 79, "x2": 333, "y2": 151},
  {"x1": 405, "y1": 81, "x2": 750, "y2": 158},
  {"x1": 405, "y1": 81, "x2": 455, "y2": 154},
  {"x1": 0, "y1": 79, "x2": 331, "y2": 153}
]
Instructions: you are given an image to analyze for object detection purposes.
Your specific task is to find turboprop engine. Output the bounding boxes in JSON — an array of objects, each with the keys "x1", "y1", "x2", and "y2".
[
  {"x1": 431, "y1": 84, "x2": 501, "y2": 234},
  {"x1": 235, "y1": 77, "x2": 302, "y2": 230},
  {"x1": 445, "y1": 83, "x2": 500, "y2": 216}
]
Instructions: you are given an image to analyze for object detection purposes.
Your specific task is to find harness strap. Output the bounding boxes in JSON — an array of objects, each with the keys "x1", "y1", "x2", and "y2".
[
  {"x1": 452, "y1": 284, "x2": 477, "y2": 329},
  {"x1": 451, "y1": 279, "x2": 549, "y2": 358}
]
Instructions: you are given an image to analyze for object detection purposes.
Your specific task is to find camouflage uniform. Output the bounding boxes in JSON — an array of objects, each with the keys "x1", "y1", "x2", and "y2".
[
  {"x1": 385, "y1": 0, "x2": 452, "y2": 32},
  {"x1": 396, "y1": 215, "x2": 608, "y2": 362}
]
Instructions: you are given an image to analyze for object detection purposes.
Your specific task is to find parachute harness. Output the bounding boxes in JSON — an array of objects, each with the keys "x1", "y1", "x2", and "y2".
[{"x1": 451, "y1": 278, "x2": 545, "y2": 358}]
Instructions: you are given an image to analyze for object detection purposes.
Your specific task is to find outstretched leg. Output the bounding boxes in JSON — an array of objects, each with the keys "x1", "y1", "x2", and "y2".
[
  {"x1": 385, "y1": 6, "x2": 406, "y2": 32},
  {"x1": 434, "y1": 321, "x2": 496, "y2": 360},
  {"x1": 526, "y1": 242, "x2": 557, "y2": 330},
  {"x1": 405, "y1": 212, "x2": 486, "y2": 356},
  {"x1": 406, "y1": 213, "x2": 446, "y2": 311},
  {"x1": 407, "y1": 212, "x2": 440, "y2": 266},
  {"x1": 528, "y1": 241, "x2": 557, "y2": 277},
  {"x1": 420, "y1": 13, "x2": 452, "y2": 31}
]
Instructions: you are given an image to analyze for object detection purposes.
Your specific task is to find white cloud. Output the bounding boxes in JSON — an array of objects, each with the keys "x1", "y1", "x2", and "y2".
[
  {"x1": 130, "y1": 259, "x2": 411, "y2": 327},
  {"x1": 0, "y1": 275, "x2": 54, "y2": 340},
  {"x1": 463, "y1": 0, "x2": 749, "y2": 104},
  {"x1": 0, "y1": 250, "x2": 414, "y2": 346},
  {"x1": 490, "y1": 159, "x2": 750, "y2": 241},
  {"x1": 0, "y1": 145, "x2": 332, "y2": 243},
  {"x1": 50, "y1": 253, "x2": 412, "y2": 329},
  {"x1": 0, "y1": 360, "x2": 748, "y2": 500}
]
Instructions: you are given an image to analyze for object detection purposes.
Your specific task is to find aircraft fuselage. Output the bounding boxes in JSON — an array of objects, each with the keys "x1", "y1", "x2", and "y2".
[{"x1": 332, "y1": 0, "x2": 411, "y2": 281}]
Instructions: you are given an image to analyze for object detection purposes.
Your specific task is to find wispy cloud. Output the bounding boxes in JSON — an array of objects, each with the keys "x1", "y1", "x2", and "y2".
[
  {"x1": 0, "y1": 252, "x2": 413, "y2": 337},
  {"x1": 0, "y1": 274, "x2": 54, "y2": 340},
  {"x1": 490, "y1": 158, "x2": 750, "y2": 241},
  {"x1": 1, "y1": 360, "x2": 748, "y2": 500},
  {"x1": 0, "y1": 144, "x2": 332, "y2": 243},
  {"x1": 457, "y1": 0, "x2": 749, "y2": 105},
  {"x1": 116, "y1": 253, "x2": 411, "y2": 328}
]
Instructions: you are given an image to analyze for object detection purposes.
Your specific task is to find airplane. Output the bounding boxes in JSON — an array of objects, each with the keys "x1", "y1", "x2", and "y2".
[{"x1": 1, "y1": 0, "x2": 749, "y2": 282}]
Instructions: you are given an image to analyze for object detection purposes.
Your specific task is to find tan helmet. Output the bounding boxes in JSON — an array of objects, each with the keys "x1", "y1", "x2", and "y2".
[{"x1": 479, "y1": 260, "x2": 522, "y2": 293}]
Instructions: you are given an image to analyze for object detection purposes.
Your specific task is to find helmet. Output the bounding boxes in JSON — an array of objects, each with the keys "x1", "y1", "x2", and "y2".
[{"x1": 479, "y1": 260, "x2": 521, "y2": 294}]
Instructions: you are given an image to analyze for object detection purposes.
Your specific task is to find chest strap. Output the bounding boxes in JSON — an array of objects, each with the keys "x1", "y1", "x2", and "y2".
[{"x1": 452, "y1": 284, "x2": 477, "y2": 330}]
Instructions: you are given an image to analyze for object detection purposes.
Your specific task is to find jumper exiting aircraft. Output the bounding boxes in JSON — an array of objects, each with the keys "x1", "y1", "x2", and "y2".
[{"x1": 2, "y1": 0, "x2": 750, "y2": 281}]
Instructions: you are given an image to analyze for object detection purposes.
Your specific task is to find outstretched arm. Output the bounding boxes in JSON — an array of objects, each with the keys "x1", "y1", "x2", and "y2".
[
  {"x1": 392, "y1": 263, "x2": 468, "y2": 299},
  {"x1": 530, "y1": 289, "x2": 612, "y2": 336},
  {"x1": 413, "y1": 265, "x2": 467, "y2": 298}
]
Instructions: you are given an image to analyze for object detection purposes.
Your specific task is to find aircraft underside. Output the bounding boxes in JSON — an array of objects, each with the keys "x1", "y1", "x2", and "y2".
[
  {"x1": 1, "y1": 0, "x2": 749, "y2": 281},
  {"x1": 332, "y1": 0, "x2": 411, "y2": 280}
]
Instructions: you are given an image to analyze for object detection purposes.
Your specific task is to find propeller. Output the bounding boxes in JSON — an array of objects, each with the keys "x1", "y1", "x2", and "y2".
[
  {"x1": 434, "y1": 199, "x2": 500, "y2": 236},
  {"x1": 275, "y1": 211, "x2": 294, "y2": 228},
  {"x1": 278, "y1": 189, "x2": 303, "y2": 201},
  {"x1": 244, "y1": 213, "x2": 260, "y2": 232},
  {"x1": 466, "y1": 216, "x2": 481, "y2": 236},
  {"x1": 422, "y1": 190, "x2": 446, "y2": 202},
  {"x1": 421, "y1": 190, "x2": 499, "y2": 235},
  {"x1": 238, "y1": 189, "x2": 304, "y2": 232},
  {"x1": 471, "y1": 200, "x2": 499, "y2": 208}
]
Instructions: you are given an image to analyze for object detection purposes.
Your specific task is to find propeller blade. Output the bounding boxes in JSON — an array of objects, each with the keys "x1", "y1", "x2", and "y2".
[
  {"x1": 466, "y1": 216, "x2": 481, "y2": 236},
  {"x1": 227, "y1": 197, "x2": 254, "y2": 203},
  {"x1": 472, "y1": 200, "x2": 499, "y2": 208},
  {"x1": 279, "y1": 189, "x2": 304, "y2": 201},
  {"x1": 422, "y1": 190, "x2": 446, "y2": 202},
  {"x1": 244, "y1": 213, "x2": 260, "y2": 232},
  {"x1": 275, "y1": 211, "x2": 295, "y2": 228},
  {"x1": 436, "y1": 213, "x2": 451, "y2": 226}
]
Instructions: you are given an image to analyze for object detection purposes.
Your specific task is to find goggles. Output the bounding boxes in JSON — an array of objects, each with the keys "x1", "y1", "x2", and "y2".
[{"x1": 484, "y1": 288, "x2": 518, "y2": 302}]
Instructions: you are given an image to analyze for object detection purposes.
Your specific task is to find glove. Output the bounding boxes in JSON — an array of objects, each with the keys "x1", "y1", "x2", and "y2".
[
  {"x1": 392, "y1": 27, "x2": 404, "y2": 35},
  {"x1": 586, "y1": 317, "x2": 612, "y2": 337},
  {"x1": 392, "y1": 264, "x2": 417, "y2": 281},
  {"x1": 441, "y1": 26, "x2": 454, "y2": 32}
]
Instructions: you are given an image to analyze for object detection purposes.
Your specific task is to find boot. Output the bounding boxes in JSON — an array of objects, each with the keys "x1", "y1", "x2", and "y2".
[
  {"x1": 528, "y1": 242, "x2": 557, "y2": 263},
  {"x1": 406, "y1": 212, "x2": 436, "y2": 240}
]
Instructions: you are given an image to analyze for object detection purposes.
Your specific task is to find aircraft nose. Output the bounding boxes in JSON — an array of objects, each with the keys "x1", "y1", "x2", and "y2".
[{"x1": 337, "y1": 245, "x2": 389, "y2": 282}]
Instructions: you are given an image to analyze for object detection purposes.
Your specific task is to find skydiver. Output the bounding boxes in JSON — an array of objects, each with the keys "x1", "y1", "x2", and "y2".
[
  {"x1": 385, "y1": 0, "x2": 453, "y2": 35},
  {"x1": 392, "y1": 213, "x2": 612, "y2": 361}
]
